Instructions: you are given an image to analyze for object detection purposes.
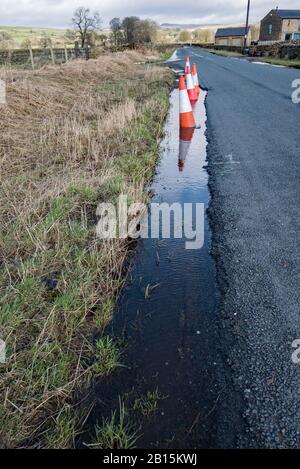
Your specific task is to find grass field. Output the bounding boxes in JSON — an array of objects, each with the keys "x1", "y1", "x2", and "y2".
[
  {"x1": 0, "y1": 50, "x2": 173, "y2": 448},
  {"x1": 204, "y1": 47, "x2": 300, "y2": 68},
  {"x1": 0, "y1": 25, "x2": 70, "y2": 48}
]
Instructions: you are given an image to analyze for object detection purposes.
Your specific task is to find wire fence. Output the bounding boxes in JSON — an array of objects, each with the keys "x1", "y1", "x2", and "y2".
[{"x1": 0, "y1": 47, "x2": 89, "y2": 69}]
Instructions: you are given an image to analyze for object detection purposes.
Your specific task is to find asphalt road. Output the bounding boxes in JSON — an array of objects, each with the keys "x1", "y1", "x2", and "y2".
[{"x1": 171, "y1": 48, "x2": 300, "y2": 448}]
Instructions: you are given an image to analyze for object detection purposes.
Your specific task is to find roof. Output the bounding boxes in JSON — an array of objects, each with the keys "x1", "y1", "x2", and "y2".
[
  {"x1": 215, "y1": 27, "x2": 250, "y2": 38},
  {"x1": 276, "y1": 9, "x2": 300, "y2": 19}
]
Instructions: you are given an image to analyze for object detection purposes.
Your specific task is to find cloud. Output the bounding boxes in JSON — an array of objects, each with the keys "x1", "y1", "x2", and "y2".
[{"x1": 1, "y1": 0, "x2": 300, "y2": 28}]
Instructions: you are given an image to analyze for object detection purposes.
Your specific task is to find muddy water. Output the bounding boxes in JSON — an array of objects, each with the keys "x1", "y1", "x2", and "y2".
[{"x1": 88, "y1": 86, "x2": 230, "y2": 449}]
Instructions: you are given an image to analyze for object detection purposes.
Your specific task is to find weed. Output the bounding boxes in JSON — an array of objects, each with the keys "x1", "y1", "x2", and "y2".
[
  {"x1": 92, "y1": 337, "x2": 121, "y2": 377},
  {"x1": 87, "y1": 399, "x2": 139, "y2": 449},
  {"x1": 46, "y1": 406, "x2": 77, "y2": 449},
  {"x1": 133, "y1": 389, "x2": 163, "y2": 417}
]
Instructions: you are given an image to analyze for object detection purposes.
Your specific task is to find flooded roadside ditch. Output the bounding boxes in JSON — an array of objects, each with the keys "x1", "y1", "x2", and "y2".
[{"x1": 83, "y1": 79, "x2": 234, "y2": 449}]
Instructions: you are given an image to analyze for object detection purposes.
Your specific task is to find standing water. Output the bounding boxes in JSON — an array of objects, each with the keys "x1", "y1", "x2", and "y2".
[{"x1": 87, "y1": 83, "x2": 232, "y2": 449}]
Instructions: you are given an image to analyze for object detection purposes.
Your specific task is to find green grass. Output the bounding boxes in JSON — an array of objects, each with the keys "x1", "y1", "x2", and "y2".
[
  {"x1": 87, "y1": 400, "x2": 139, "y2": 449},
  {"x1": 92, "y1": 337, "x2": 121, "y2": 377},
  {"x1": 0, "y1": 25, "x2": 70, "y2": 48},
  {"x1": 0, "y1": 52, "x2": 173, "y2": 448},
  {"x1": 253, "y1": 57, "x2": 300, "y2": 68},
  {"x1": 133, "y1": 389, "x2": 164, "y2": 417},
  {"x1": 206, "y1": 48, "x2": 244, "y2": 57},
  {"x1": 161, "y1": 48, "x2": 176, "y2": 61},
  {"x1": 206, "y1": 49, "x2": 300, "y2": 68},
  {"x1": 46, "y1": 407, "x2": 77, "y2": 449}
]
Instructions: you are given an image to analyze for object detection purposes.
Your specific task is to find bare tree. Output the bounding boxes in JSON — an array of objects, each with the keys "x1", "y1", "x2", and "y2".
[
  {"x1": 72, "y1": 7, "x2": 102, "y2": 48},
  {"x1": 193, "y1": 28, "x2": 214, "y2": 44}
]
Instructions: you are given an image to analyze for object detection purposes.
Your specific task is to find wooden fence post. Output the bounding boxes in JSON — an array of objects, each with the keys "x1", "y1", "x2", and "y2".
[
  {"x1": 49, "y1": 42, "x2": 55, "y2": 65},
  {"x1": 64, "y1": 45, "x2": 68, "y2": 63},
  {"x1": 28, "y1": 42, "x2": 35, "y2": 70}
]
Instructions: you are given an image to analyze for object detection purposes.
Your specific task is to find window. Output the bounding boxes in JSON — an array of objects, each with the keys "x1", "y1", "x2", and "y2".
[
  {"x1": 294, "y1": 33, "x2": 300, "y2": 39},
  {"x1": 268, "y1": 24, "x2": 273, "y2": 35}
]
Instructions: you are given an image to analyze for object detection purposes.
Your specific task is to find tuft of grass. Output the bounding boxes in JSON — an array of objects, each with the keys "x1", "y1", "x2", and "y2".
[
  {"x1": 46, "y1": 406, "x2": 77, "y2": 449},
  {"x1": 94, "y1": 299, "x2": 114, "y2": 331},
  {"x1": 92, "y1": 337, "x2": 121, "y2": 377},
  {"x1": 133, "y1": 389, "x2": 164, "y2": 417},
  {"x1": 87, "y1": 400, "x2": 139, "y2": 449}
]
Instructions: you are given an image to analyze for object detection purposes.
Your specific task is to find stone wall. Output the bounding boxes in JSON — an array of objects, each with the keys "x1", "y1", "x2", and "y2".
[{"x1": 250, "y1": 41, "x2": 300, "y2": 59}]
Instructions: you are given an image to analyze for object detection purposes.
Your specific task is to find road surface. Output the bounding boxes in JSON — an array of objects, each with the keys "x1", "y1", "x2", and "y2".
[{"x1": 171, "y1": 48, "x2": 300, "y2": 448}]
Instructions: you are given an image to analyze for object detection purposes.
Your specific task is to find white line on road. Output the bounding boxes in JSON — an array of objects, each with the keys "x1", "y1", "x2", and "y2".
[{"x1": 251, "y1": 61, "x2": 286, "y2": 68}]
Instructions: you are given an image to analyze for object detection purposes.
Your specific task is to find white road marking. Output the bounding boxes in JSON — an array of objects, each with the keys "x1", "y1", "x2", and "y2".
[
  {"x1": 166, "y1": 50, "x2": 181, "y2": 62},
  {"x1": 251, "y1": 61, "x2": 286, "y2": 68}
]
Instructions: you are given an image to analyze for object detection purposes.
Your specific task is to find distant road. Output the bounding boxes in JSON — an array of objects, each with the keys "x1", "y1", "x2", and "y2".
[{"x1": 172, "y1": 48, "x2": 300, "y2": 448}]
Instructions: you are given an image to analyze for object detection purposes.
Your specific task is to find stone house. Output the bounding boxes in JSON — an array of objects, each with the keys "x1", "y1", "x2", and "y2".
[
  {"x1": 215, "y1": 27, "x2": 251, "y2": 47},
  {"x1": 259, "y1": 9, "x2": 300, "y2": 42}
]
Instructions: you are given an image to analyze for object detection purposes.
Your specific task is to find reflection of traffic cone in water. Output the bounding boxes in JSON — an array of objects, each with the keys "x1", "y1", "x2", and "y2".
[
  {"x1": 186, "y1": 65, "x2": 198, "y2": 105},
  {"x1": 185, "y1": 56, "x2": 190, "y2": 74},
  {"x1": 179, "y1": 75, "x2": 195, "y2": 129},
  {"x1": 192, "y1": 63, "x2": 200, "y2": 96},
  {"x1": 178, "y1": 127, "x2": 195, "y2": 171}
]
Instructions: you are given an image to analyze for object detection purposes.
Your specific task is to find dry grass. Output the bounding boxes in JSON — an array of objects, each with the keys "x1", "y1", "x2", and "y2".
[{"x1": 0, "y1": 51, "x2": 173, "y2": 448}]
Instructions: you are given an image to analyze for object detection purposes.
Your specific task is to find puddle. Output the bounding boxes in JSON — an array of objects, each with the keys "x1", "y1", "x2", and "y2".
[{"x1": 85, "y1": 86, "x2": 229, "y2": 449}]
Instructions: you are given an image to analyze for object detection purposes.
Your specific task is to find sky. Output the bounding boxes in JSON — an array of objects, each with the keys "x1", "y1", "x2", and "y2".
[{"x1": 1, "y1": 0, "x2": 300, "y2": 28}]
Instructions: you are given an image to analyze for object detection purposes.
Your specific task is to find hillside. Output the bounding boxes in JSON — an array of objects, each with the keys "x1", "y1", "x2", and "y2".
[
  {"x1": 0, "y1": 25, "x2": 69, "y2": 48},
  {"x1": 160, "y1": 22, "x2": 242, "y2": 31}
]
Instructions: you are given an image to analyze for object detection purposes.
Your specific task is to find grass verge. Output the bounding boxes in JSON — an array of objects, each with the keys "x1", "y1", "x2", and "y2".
[
  {"x1": 206, "y1": 49, "x2": 244, "y2": 58},
  {"x1": 252, "y1": 57, "x2": 300, "y2": 68},
  {"x1": 0, "y1": 50, "x2": 173, "y2": 448}
]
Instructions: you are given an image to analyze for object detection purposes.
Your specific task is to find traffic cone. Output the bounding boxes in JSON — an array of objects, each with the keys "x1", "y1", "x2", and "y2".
[
  {"x1": 179, "y1": 75, "x2": 195, "y2": 129},
  {"x1": 178, "y1": 127, "x2": 195, "y2": 171},
  {"x1": 192, "y1": 63, "x2": 200, "y2": 95},
  {"x1": 185, "y1": 65, "x2": 198, "y2": 105},
  {"x1": 185, "y1": 56, "x2": 190, "y2": 75}
]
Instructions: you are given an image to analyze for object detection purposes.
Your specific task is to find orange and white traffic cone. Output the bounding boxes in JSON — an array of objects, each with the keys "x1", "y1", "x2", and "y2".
[
  {"x1": 192, "y1": 63, "x2": 200, "y2": 96},
  {"x1": 179, "y1": 75, "x2": 195, "y2": 129},
  {"x1": 185, "y1": 56, "x2": 190, "y2": 75},
  {"x1": 185, "y1": 65, "x2": 198, "y2": 105},
  {"x1": 178, "y1": 127, "x2": 195, "y2": 171}
]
